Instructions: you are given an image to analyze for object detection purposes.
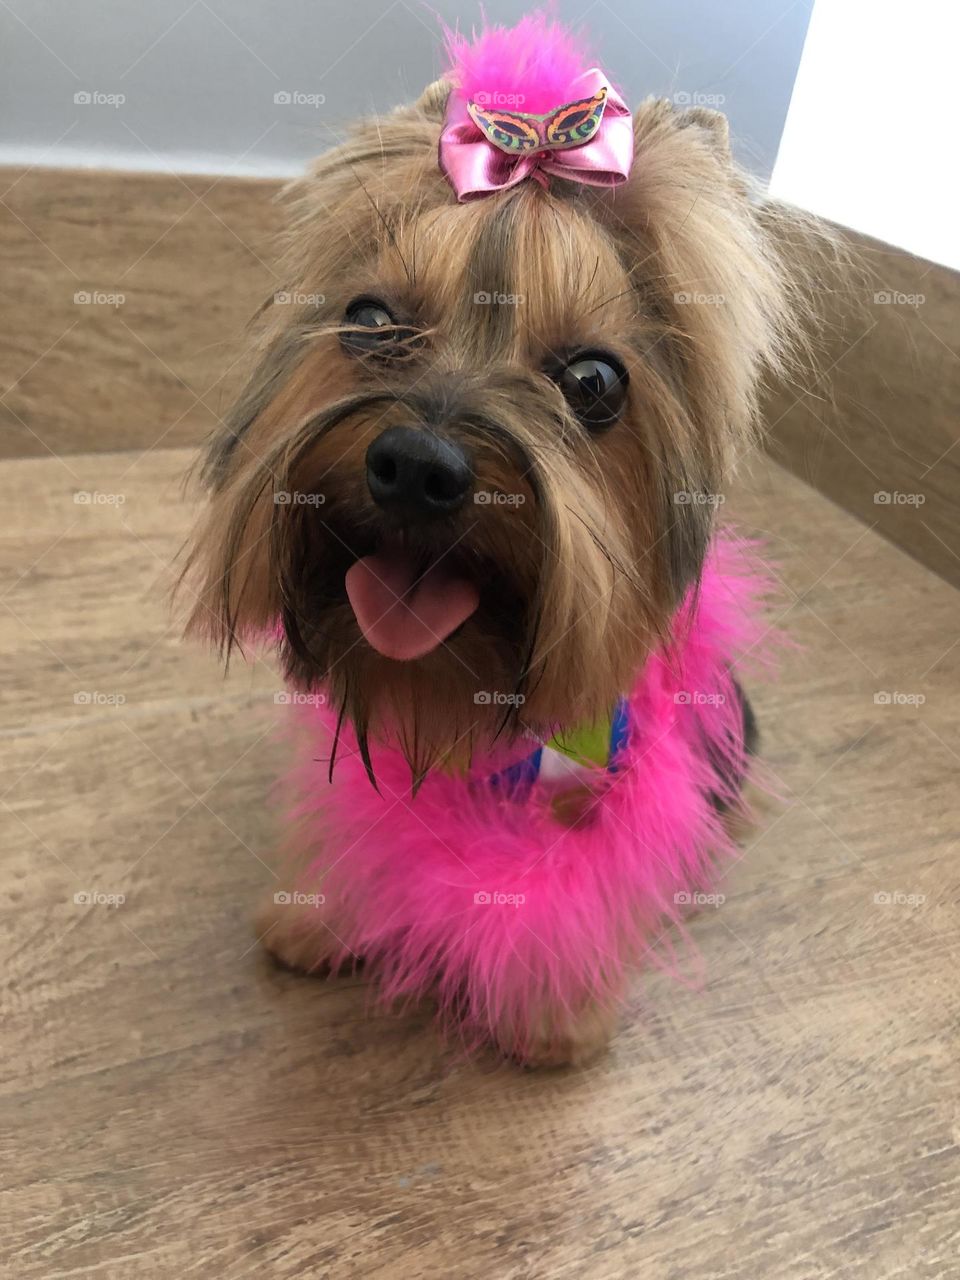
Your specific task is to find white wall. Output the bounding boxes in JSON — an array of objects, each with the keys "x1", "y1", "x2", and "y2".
[
  {"x1": 771, "y1": 0, "x2": 960, "y2": 270},
  {"x1": 0, "y1": 0, "x2": 814, "y2": 179}
]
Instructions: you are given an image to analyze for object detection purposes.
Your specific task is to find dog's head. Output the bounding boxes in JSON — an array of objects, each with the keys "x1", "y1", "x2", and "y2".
[{"x1": 183, "y1": 25, "x2": 801, "y2": 782}]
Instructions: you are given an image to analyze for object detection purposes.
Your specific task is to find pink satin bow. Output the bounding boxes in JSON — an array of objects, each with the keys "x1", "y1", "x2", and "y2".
[{"x1": 439, "y1": 68, "x2": 634, "y2": 202}]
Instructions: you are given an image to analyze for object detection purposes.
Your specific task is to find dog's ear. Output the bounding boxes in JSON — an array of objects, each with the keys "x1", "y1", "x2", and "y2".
[
  {"x1": 619, "y1": 95, "x2": 795, "y2": 599},
  {"x1": 673, "y1": 106, "x2": 731, "y2": 161},
  {"x1": 632, "y1": 98, "x2": 735, "y2": 169},
  {"x1": 411, "y1": 77, "x2": 451, "y2": 123}
]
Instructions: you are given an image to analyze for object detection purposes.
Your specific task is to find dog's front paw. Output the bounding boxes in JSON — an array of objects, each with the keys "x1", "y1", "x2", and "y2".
[
  {"x1": 254, "y1": 889, "x2": 359, "y2": 976},
  {"x1": 494, "y1": 998, "x2": 620, "y2": 1068}
]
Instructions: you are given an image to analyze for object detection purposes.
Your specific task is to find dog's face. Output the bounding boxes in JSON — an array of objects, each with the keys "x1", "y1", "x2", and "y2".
[{"x1": 184, "y1": 88, "x2": 793, "y2": 779}]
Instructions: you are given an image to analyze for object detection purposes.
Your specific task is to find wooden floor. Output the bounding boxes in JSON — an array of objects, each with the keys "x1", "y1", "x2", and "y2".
[{"x1": 1, "y1": 447, "x2": 958, "y2": 1279}]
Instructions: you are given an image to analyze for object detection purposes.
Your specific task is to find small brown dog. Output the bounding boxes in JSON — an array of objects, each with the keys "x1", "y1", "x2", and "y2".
[{"x1": 182, "y1": 15, "x2": 813, "y2": 1064}]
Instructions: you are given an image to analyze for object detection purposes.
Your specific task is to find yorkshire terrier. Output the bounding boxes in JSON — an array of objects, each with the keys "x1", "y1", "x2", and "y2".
[{"x1": 183, "y1": 12, "x2": 808, "y2": 1066}]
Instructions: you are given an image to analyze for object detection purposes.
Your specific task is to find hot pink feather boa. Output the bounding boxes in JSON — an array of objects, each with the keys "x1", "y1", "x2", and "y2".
[{"x1": 281, "y1": 534, "x2": 774, "y2": 1058}]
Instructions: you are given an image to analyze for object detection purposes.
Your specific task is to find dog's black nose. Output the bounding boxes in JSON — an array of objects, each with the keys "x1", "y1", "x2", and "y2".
[{"x1": 365, "y1": 426, "x2": 472, "y2": 517}]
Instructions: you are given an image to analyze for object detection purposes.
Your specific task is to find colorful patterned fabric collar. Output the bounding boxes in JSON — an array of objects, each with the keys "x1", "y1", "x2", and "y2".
[{"x1": 486, "y1": 697, "x2": 630, "y2": 801}]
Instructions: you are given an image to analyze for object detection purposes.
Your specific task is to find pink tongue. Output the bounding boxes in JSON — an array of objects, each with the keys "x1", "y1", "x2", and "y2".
[{"x1": 345, "y1": 548, "x2": 480, "y2": 661}]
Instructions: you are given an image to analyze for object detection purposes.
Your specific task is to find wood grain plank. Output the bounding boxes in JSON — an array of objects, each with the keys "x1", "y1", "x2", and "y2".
[
  {"x1": 0, "y1": 168, "x2": 283, "y2": 460},
  {"x1": 764, "y1": 224, "x2": 960, "y2": 588}
]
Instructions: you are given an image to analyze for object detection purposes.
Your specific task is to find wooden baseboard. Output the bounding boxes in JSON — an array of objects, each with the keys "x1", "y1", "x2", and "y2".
[{"x1": 2, "y1": 167, "x2": 957, "y2": 586}]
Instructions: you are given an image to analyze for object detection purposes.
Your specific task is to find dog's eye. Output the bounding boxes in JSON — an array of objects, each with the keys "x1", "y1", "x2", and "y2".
[
  {"x1": 341, "y1": 297, "x2": 414, "y2": 356},
  {"x1": 347, "y1": 298, "x2": 394, "y2": 331},
  {"x1": 555, "y1": 351, "x2": 629, "y2": 430}
]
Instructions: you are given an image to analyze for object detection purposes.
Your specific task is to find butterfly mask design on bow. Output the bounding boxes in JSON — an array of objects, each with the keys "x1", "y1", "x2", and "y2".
[{"x1": 466, "y1": 85, "x2": 609, "y2": 154}]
